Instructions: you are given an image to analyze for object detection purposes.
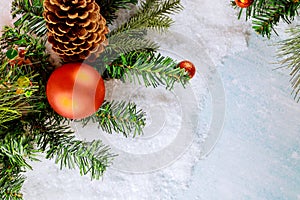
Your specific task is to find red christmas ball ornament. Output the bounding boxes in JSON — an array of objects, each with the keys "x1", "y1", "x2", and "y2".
[
  {"x1": 178, "y1": 60, "x2": 196, "y2": 78},
  {"x1": 235, "y1": 0, "x2": 254, "y2": 8},
  {"x1": 46, "y1": 63, "x2": 105, "y2": 119}
]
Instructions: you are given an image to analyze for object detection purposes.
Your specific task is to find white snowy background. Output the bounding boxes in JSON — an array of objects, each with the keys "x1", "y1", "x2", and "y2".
[{"x1": 1, "y1": 0, "x2": 300, "y2": 199}]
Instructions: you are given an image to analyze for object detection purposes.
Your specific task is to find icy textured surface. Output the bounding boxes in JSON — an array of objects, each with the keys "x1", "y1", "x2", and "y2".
[{"x1": 0, "y1": 0, "x2": 300, "y2": 199}]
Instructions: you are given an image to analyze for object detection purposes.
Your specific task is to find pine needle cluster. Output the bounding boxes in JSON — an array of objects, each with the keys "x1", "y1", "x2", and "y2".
[
  {"x1": 111, "y1": 0, "x2": 183, "y2": 34},
  {"x1": 233, "y1": 0, "x2": 300, "y2": 102},
  {"x1": 234, "y1": 0, "x2": 300, "y2": 37},
  {"x1": 105, "y1": 51, "x2": 190, "y2": 89},
  {"x1": 96, "y1": 0, "x2": 139, "y2": 24},
  {"x1": 11, "y1": 0, "x2": 46, "y2": 37},
  {"x1": 0, "y1": 0, "x2": 187, "y2": 199},
  {"x1": 0, "y1": 26, "x2": 115, "y2": 199},
  {"x1": 79, "y1": 101, "x2": 146, "y2": 137},
  {"x1": 277, "y1": 26, "x2": 300, "y2": 102}
]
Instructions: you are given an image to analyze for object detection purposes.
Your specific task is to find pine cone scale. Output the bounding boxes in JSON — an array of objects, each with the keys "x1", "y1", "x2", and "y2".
[
  {"x1": 55, "y1": 10, "x2": 68, "y2": 18},
  {"x1": 44, "y1": 0, "x2": 108, "y2": 62},
  {"x1": 58, "y1": 26, "x2": 71, "y2": 34},
  {"x1": 68, "y1": 13, "x2": 79, "y2": 19}
]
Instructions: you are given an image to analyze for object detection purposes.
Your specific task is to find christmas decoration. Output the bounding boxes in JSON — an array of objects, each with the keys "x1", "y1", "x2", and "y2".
[
  {"x1": 43, "y1": 0, "x2": 109, "y2": 62},
  {"x1": 46, "y1": 63, "x2": 105, "y2": 119},
  {"x1": 178, "y1": 60, "x2": 196, "y2": 78},
  {"x1": 234, "y1": 0, "x2": 253, "y2": 8},
  {"x1": 0, "y1": 0, "x2": 191, "y2": 199},
  {"x1": 233, "y1": 0, "x2": 300, "y2": 102},
  {"x1": 8, "y1": 49, "x2": 32, "y2": 66}
]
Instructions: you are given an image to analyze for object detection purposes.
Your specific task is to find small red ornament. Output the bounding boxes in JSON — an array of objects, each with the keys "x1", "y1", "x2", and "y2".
[
  {"x1": 235, "y1": 0, "x2": 254, "y2": 8},
  {"x1": 18, "y1": 49, "x2": 27, "y2": 58},
  {"x1": 178, "y1": 60, "x2": 196, "y2": 78},
  {"x1": 9, "y1": 49, "x2": 32, "y2": 66},
  {"x1": 46, "y1": 63, "x2": 105, "y2": 119}
]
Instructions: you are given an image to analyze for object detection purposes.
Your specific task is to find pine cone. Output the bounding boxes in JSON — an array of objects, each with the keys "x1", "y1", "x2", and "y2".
[{"x1": 43, "y1": 0, "x2": 109, "y2": 62}]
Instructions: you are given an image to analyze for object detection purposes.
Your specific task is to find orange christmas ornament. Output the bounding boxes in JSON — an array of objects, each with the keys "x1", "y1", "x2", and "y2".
[
  {"x1": 178, "y1": 60, "x2": 196, "y2": 78},
  {"x1": 235, "y1": 0, "x2": 254, "y2": 8},
  {"x1": 46, "y1": 63, "x2": 105, "y2": 119}
]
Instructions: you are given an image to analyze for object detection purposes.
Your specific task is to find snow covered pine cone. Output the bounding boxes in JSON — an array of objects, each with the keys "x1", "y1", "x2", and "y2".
[{"x1": 43, "y1": 0, "x2": 109, "y2": 62}]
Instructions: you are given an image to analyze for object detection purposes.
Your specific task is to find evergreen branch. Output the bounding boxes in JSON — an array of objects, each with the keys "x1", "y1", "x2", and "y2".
[
  {"x1": 0, "y1": 22, "x2": 53, "y2": 199},
  {"x1": 0, "y1": 135, "x2": 37, "y2": 170},
  {"x1": 79, "y1": 101, "x2": 146, "y2": 137},
  {"x1": 138, "y1": 0, "x2": 183, "y2": 15},
  {"x1": 0, "y1": 173, "x2": 24, "y2": 200},
  {"x1": 251, "y1": 2, "x2": 296, "y2": 37},
  {"x1": 11, "y1": 0, "x2": 47, "y2": 37},
  {"x1": 105, "y1": 51, "x2": 190, "y2": 89},
  {"x1": 51, "y1": 138, "x2": 114, "y2": 180},
  {"x1": 235, "y1": 0, "x2": 300, "y2": 38},
  {"x1": 96, "y1": 0, "x2": 138, "y2": 24},
  {"x1": 105, "y1": 0, "x2": 183, "y2": 63},
  {"x1": 36, "y1": 121, "x2": 115, "y2": 180},
  {"x1": 277, "y1": 26, "x2": 300, "y2": 102},
  {"x1": 94, "y1": 30, "x2": 159, "y2": 77},
  {"x1": 110, "y1": 0, "x2": 183, "y2": 35},
  {"x1": 0, "y1": 67, "x2": 40, "y2": 127},
  {"x1": 106, "y1": 29, "x2": 159, "y2": 54},
  {"x1": 0, "y1": 130, "x2": 38, "y2": 200},
  {"x1": 0, "y1": 89, "x2": 25, "y2": 127},
  {"x1": 0, "y1": 26, "x2": 51, "y2": 83}
]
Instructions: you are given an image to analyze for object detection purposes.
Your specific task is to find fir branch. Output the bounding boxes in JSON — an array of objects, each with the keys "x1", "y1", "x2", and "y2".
[
  {"x1": 0, "y1": 135, "x2": 37, "y2": 170},
  {"x1": 51, "y1": 138, "x2": 114, "y2": 180},
  {"x1": 0, "y1": 173, "x2": 24, "y2": 200},
  {"x1": 11, "y1": 0, "x2": 46, "y2": 37},
  {"x1": 0, "y1": 67, "x2": 40, "y2": 127},
  {"x1": 235, "y1": 0, "x2": 300, "y2": 38},
  {"x1": 36, "y1": 121, "x2": 115, "y2": 180},
  {"x1": 277, "y1": 26, "x2": 300, "y2": 102},
  {"x1": 0, "y1": 26, "x2": 51, "y2": 83},
  {"x1": 105, "y1": 51, "x2": 190, "y2": 89},
  {"x1": 96, "y1": 0, "x2": 138, "y2": 24},
  {"x1": 79, "y1": 101, "x2": 146, "y2": 137},
  {"x1": 0, "y1": 130, "x2": 38, "y2": 200},
  {"x1": 110, "y1": 0, "x2": 183, "y2": 35},
  {"x1": 1, "y1": 26, "x2": 48, "y2": 60},
  {"x1": 104, "y1": 0, "x2": 183, "y2": 64},
  {"x1": 0, "y1": 92, "x2": 24, "y2": 127},
  {"x1": 94, "y1": 30, "x2": 159, "y2": 77},
  {"x1": 106, "y1": 29, "x2": 159, "y2": 54}
]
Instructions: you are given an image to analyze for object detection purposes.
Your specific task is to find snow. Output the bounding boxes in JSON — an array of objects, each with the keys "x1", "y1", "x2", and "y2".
[{"x1": 0, "y1": 0, "x2": 300, "y2": 199}]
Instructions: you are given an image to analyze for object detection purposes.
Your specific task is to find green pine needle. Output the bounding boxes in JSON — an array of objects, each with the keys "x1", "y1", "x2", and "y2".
[
  {"x1": 106, "y1": 29, "x2": 159, "y2": 54},
  {"x1": 0, "y1": 132, "x2": 38, "y2": 200},
  {"x1": 235, "y1": 0, "x2": 300, "y2": 38},
  {"x1": 79, "y1": 100, "x2": 146, "y2": 137},
  {"x1": 96, "y1": 0, "x2": 138, "y2": 24},
  {"x1": 52, "y1": 138, "x2": 114, "y2": 179},
  {"x1": 110, "y1": 0, "x2": 183, "y2": 35},
  {"x1": 11, "y1": 0, "x2": 46, "y2": 37},
  {"x1": 0, "y1": 67, "x2": 40, "y2": 128},
  {"x1": 0, "y1": 0, "x2": 188, "y2": 198},
  {"x1": 105, "y1": 51, "x2": 190, "y2": 89},
  {"x1": 36, "y1": 120, "x2": 115, "y2": 180},
  {"x1": 0, "y1": 173, "x2": 24, "y2": 200},
  {"x1": 277, "y1": 26, "x2": 300, "y2": 102},
  {"x1": 0, "y1": 136, "x2": 38, "y2": 170}
]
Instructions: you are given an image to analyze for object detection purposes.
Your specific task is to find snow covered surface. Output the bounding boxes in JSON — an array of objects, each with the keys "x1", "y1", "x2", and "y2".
[{"x1": 1, "y1": 0, "x2": 300, "y2": 199}]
